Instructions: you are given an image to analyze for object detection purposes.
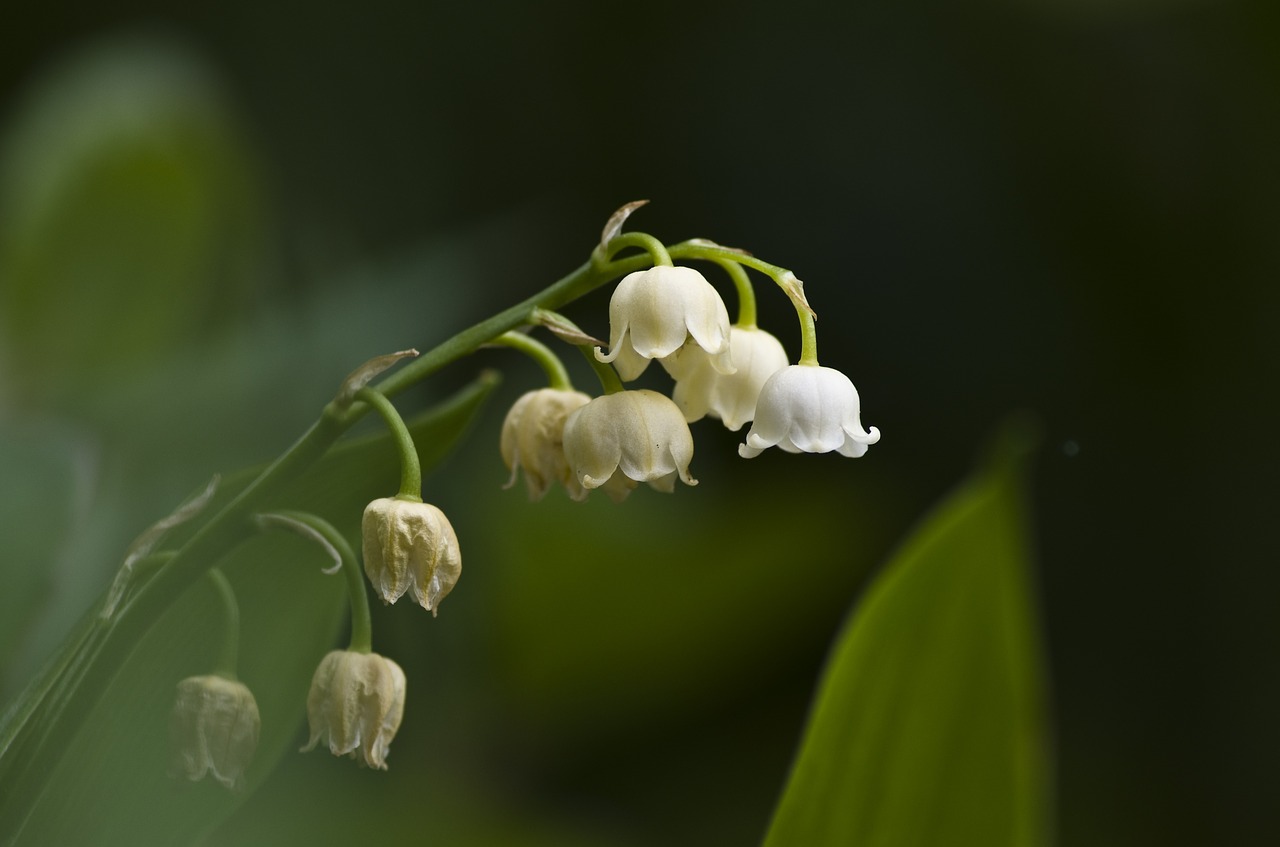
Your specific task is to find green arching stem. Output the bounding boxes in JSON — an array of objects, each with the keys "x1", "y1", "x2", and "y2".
[
  {"x1": 205, "y1": 568, "x2": 240, "y2": 679},
  {"x1": 493, "y1": 331, "x2": 573, "y2": 390},
  {"x1": 599, "y1": 231, "x2": 673, "y2": 267},
  {"x1": 355, "y1": 387, "x2": 421, "y2": 500},
  {"x1": 579, "y1": 346, "x2": 624, "y2": 395},
  {"x1": 668, "y1": 241, "x2": 792, "y2": 281},
  {"x1": 270, "y1": 510, "x2": 373, "y2": 654},
  {"x1": 712, "y1": 259, "x2": 757, "y2": 328},
  {"x1": 670, "y1": 240, "x2": 817, "y2": 362},
  {"x1": 794, "y1": 296, "x2": 819, "y2": 366}
]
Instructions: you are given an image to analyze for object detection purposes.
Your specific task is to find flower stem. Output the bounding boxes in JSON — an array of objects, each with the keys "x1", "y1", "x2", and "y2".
[
  {"x1": 267, "y1": 510, "x2": 373, "y2": 654},
  {"x1": 794, "y1": 297, "x2": 819, "y2": 366},
  {"x1": 492, "y1": 331, "x2": 573, "y2": 390},
  {"x1": 355, "y1": 387, "x2": 422, "y2": 501},
  {"x1": 206, "y1": 568, "x2": 240, "y2": 679},
  {"x1": 600, "y1": 232, "x2": 672, "y2": 267},
  {"x1": 668, "y1": 241, "x2": 792, "y2": 281},
  {"x1": 579, "y1": 346, "x2": 624, "y2": 395},
  {"x1": 713, "y1": 259, "x2": 758, "y2": 328}
]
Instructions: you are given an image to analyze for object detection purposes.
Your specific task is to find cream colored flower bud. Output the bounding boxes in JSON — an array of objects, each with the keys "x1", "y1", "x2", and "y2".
[
  {"x1": 739, "y1": 364, "x2": 881, "y2": 458},
  {"x1": 500, "y1": 387, "x2": 592, "y2": 501},
  {"x1": 170, "y1": 674, "x2": 260, "y2": 790},
  {"x1": 594, "y1": 265, "x2": 734, "y2": 381},
  {"x1": 562, "y1": 389, "x2": 697, "y2": 500},
  {"x1": 302, "y1": 650, "x2": 405, "y2": 770},
  {"x1": 672, "y1": 326, "x2": 790, "y2": 431},
  {"x1": 362, "y1": 497, "x2": 461, "y2": 615}
]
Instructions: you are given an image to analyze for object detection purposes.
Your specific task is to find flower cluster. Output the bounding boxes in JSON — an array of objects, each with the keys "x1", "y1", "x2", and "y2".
[
  {"x1": 165, "y1": 207, "x2": 880, "y2": 790},
  {"x1": 499, "y1": 256, "x2": 879, "y2": 503}
]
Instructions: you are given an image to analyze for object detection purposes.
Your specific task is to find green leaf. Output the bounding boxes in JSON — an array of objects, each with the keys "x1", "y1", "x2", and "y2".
[
  {"x1": 0, "y1": 374, "x2": 497, "y2": 847},
  {"x1": 763, "y1": 422, "x2": 1052, "y2": 847},
  {"x1": 0, "y1": 35, "x2": 267, "y2": 404}
]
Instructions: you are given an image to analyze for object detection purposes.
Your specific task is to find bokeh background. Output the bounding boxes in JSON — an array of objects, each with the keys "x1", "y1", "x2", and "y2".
[{"x1": 1, "y1": 0, "x2": 1277, "y2": 844}]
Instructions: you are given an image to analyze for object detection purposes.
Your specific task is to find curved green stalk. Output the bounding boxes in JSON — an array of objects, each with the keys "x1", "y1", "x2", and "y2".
[
  {"x1": 206, "y1": 568, "x2": 240, "y2": 679},
  {"x1": 794, "y1": 297, "x2": 819, "y2": 366},
  {"x1": 713, "y1": 259, "x2": 757, "y2": 328},
  {"x1": 668, "y1": 240, "x2": 794, "y2": 281},
  {"x1": 492, "y1": 332, "x2": 573, "y2": 390},
  {"x1": 599, "y1": 231, "x2": 672, "y2": 267},
  {"x1": 579, "y1": 346, "x2": 624, "y2": 395},
  {"x1": 355, "y1": 387, "x2": 421, "y2": 501},
  {"x1": 261, "y1": 510, "x2": 372, "y2": 654}
]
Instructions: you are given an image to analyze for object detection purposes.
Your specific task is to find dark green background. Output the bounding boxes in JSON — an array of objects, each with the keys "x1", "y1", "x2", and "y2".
[{"x1": 1, "y1": 0, "x2": 1277, "y2": 844}]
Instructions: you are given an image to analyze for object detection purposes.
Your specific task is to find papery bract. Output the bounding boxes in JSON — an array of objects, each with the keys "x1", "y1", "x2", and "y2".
[
  {"x1": 302, "y1": 650, "x2": 406, "y2": 770},
  {"x1": 500, "y1": 387, "x2": 591, "y2": 501},
  {"x1": 562, "y1": 389, "x2": 697, "y2": 500},
  {"x1": 672, "y1": 326, "x2": 790, "y2": 431},
  {"x1": 362, "y1": 497, "x2": 461, "y2": 615},
  {"x1": 739, "y1": 364, "x2": 880, "y2": 458},
  {"x1": 594, "y1": 265, "x2": 734, "y2": 381}
]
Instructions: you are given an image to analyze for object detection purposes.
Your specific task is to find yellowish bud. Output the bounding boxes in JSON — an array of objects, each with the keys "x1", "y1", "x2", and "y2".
[{"x1": 362, "y1": 496, "x2": 461, "y2": 615}]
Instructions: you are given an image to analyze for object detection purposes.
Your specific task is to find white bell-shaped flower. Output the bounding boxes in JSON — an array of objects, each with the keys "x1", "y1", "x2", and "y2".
[
  {"x1": 362, "y1": 497, "x2": 461, "y2": 615},
  {"x1": 500, "y1": 387, "x2": 592, "y2": 501},
  {"x1": 170, "y1": 674, "x2": 260, "y2": 790},
  {"x1": 671, "y1": 326, "x2": 790, "y2": 431},
  {"x1": 739, "y1": 364, "x2": 880, "y2": 458},
  {"x1": 594, "y1": 265, "x2": 734, "y2": 381},
  {"x1": 302, "y1": 650, "x2": 406, "y2": 770},
  {"x1": 562, "y1": 389, "x2": 697, "y2": 499}
]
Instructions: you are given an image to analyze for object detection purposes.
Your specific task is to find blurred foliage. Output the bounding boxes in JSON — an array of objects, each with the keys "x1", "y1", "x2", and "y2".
[
  {"x1": 0, "y1": 36, "x2": 266, "y2": 406},
  {"x1": 765, "y1": 422, "x2": 1049, "y2": 847}
]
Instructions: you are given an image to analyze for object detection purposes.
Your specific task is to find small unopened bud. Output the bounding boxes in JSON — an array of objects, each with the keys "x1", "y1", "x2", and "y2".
[
  {"x1": 302, "y1": 650, "x2": 406, "y2": 770},
  {"x1": 170, "y1": 675, "x2": 260, "y2": 790},
  {"x1": 362, "y1": 497, "x2": 461, "y2": 615},
  {"x1": 501, "y1": 387, "x2": 592, "y2": 501}
]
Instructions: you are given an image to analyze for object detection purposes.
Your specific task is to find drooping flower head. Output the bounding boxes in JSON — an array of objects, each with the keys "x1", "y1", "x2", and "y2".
[
  {"x1": 500, "y1": 387, "x2": 592, "y2": 501},
  {"x1": 671, "y1": 326, "x2": 790, "y2": 431},
  {"x1": 169, "y1": 674, "x2": 260, "y2": 791},
  {"x1": 362, "y1": 497, "x2": 461, "y2": 615},
  {"x1": 594, "y1": 265, "x2": 734, "y2": 381},
  {"x1": 739, "y1": 364, "x2": 880, "y2": 458},
  {"x1": 562, "y1": 389, "x2": 697, "y2": 500},
  {"x1": 302, "y1": 650, "x2": 406, "y2": 770}
]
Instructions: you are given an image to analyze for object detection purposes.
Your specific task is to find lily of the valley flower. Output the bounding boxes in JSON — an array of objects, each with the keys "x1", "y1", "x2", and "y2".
[
  {"x1": 170, "y1": 674, "x2": 260, "y2": 790},
  {"x1": 594, "y1": 265, "x2": 734, "y2": 381},
  {"x1": 302, "y1": 650, "x2": 406, "y2": 770},
  {"x1": 671, "y1": 326, "x2": 790, "y2": 431},
  {"x1": 500, "y1": 387, "x2": 592, "y2": 501},
  {"x1": 362, "y1": 497, "x2": 461, "y2": 615},
  {"x1": 562, "y1": 389, "x2": 697, "y2": 499},
  {"x1": 739, "y1": 364, "x2": 880, "y2": 458}
]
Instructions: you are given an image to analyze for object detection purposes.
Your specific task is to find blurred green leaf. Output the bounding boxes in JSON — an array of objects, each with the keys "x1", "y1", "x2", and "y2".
[
  {"x1": 0, "y1": 35, "x2": 267, "y2": 404},
  {"x1": 0, "y1": 420, "x2": 93, "y2": 693},
  {"x1": 0, "y1": 374, "x2": 497, "y2": 846},
  {"x1": 763, "y1": 424, "x2": 1052, "y2": 847}
]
